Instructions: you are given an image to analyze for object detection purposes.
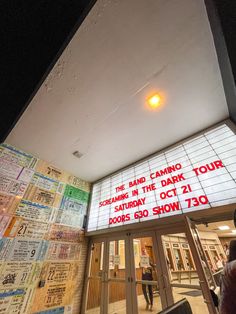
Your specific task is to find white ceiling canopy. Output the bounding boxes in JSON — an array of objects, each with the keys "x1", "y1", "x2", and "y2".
[
  {"x1": 7, "y1": 0, "x2": 229, "y2": 182},
  {"x1": 198, "y1": 220, "x2": 236, "y2": 237}
]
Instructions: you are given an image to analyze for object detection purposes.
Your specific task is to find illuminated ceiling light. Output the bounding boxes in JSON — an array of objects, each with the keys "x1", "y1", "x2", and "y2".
[
  {"x1": 147, "y1": 93, "x2": 161, "y2": 109},
  {"x1": 218, "y1": 225, "x2": 230, "y2": 230},
  {"x1": 232, "y1": 230, "x2": 236, "y2": 234}
]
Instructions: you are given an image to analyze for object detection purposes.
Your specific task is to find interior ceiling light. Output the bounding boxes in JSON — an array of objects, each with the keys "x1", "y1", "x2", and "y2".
[
  {"x1": 218, "y1": 225, "x2": 230, "y2": 230},
  {"x1": 232, "y1": 230, "x2": 236, "y2": 234},
  {"x1": 147, "y1": 93, "x2": 161, "y2": 109}
]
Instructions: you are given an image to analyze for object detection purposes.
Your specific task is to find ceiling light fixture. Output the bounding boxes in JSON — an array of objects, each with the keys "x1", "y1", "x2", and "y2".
[
  {"x1": 73, "y1": 150, "x2": 83, "y2": 158},
  {"x1": 218, "y1": 225, "x2": 230, "y2": 230},
  {"x1": 232, "y1": 230, "x2": 236, "y2": 234},
  {"x1": 147, "y1": 93, "x2": 161, "y2": 109}
]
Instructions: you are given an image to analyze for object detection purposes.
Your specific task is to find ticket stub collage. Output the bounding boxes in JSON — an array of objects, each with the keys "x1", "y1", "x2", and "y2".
[{"x1": 0, "y1": 143, "x2": 90, "y2": 313}]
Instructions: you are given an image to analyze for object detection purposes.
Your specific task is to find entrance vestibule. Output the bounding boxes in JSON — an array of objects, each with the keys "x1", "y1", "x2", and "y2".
[{"x1": 81, "y1": 210, "x2": 236, "y2": 314}]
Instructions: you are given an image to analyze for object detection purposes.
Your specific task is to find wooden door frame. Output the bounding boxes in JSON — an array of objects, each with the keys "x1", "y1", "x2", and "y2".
[
  {"x1": 184, "y1": 217, "x2": 217, "y2": 314},
  {"x1": 104, "y1": 233, "x2": 133, "y2": 314},
  {"x1": 81, "y1": 237, "x2": 107, "y2": 314}
]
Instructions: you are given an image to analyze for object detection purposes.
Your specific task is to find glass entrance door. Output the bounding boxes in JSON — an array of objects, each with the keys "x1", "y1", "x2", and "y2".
[
  {"x1": 83, "y1": 221, "x2": 218, "y2": 314},
  {"x1": 84, "y1": 240, "x2": 106, "y2": 314},
  {"x1": 129, "y1": 232, "x2": 174, "y2": 313},
  {"x1": 107, "y1": 237, "x2": 130, "y2": 314},
  {"x1": 83, "y1": 236, "x2": 133, "y2": 314},
  {"x1": 155, "y1": 220, "x2": 217, "y2": 314}
]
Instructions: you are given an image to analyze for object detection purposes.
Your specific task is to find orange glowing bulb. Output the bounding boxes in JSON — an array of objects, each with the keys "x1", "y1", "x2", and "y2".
[{"x1": 147, "y1": 94, "x2": 161, "y2": 109}]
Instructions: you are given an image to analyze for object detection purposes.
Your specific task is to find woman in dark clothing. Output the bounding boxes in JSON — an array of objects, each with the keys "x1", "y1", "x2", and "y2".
[
  {"x1": 142, "y1": 265, "x2": 154, "y2": 311},
  {"x1": 220, "y1": 240, "x2": 236, "y2": 314},
  {"x1": 140, "y1": 246, "x2": 156, "y2": 311}
]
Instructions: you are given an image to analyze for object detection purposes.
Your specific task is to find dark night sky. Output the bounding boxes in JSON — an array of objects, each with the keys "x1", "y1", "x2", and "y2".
[
  {"x1": 0, "y1": 0, "x2": 96, "y2": 142},
  {"x1": 214, "y1": 0, "x2": 236, "y2": 83},
  {"x1": 0, "y1": 0, "x2": 235, "y2": 142}
]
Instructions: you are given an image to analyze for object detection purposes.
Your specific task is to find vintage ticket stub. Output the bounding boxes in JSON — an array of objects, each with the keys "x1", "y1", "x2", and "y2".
[
  {"x1": 36, "y1": 160, "x2": 67, "y2": 182},
  {"x1": 0, "y1": 176, "x2": 29, "y2": 197},
  {"x1": 31, "y1": 262, "x2": 79, "y2": 312},
  {"x1": 57, "y1": 195, "x2": 86, "y2": 228},
  {"x1": 0, "y1": 288, "x2": 27, "y2": 314},
  {"x1": 7, "y1": 239, "x2": 49, "y2": 261},
  {"x1": 56, "y1": 189, "x2": 88, "y2": 227},
  {"x1": 46, "y1": 243, "x2": 80, "y2": 261},
  {"x1": 16, "y1": 220, "x2": 49, "y2": 240},
  {"x1": 24, "y1": 185, "x2": 56, "y2": 207},
  {"x1": 0, "y1": 262, "x2": 35, "y2": 289},
  {"x1": 0, "y1": 193, "x2": 22, "y2": 215},
  {"x1": 35, "y1": 189, "x2": 55, "y2": 207},
  {"x1": 47, "y1": 225, "x2": 82, "y2": 243},
  {"x1": 3, "y1": 217, "x2": 22, "y2": 238},
  {"x1": 1, "y1": 143, "x2": 38, "y2": 168},
  {"x1": 60, "y1": 196, "x2": 85, "y2": 212},
  {"x1": 54, "y1": 209, "x2": 85, "y2": 228},
  {"x1": 4, "y1": 217, "x2": 49, "y2": 239},
  {"x1": 63, "y1": 185, "x2": 89, "y2": 203},
  {"x1": 31, "y1": 173, "x2": 59, "y2": 193},
  {"x1": 4, "y1": 217, "x2": 22, "y2": 238},
  {"x1": 67, "y1": 175, "x2": 90, "y2": 192},
  {"x1": 15, "y1": 200, "x2": 54, "y2": 222},
  {"x1": 0, "y1": 262, "x2": 42, "y2": 291},
  {"x1": 0, "y1": 159, "x2": 23, "y2": 180}
]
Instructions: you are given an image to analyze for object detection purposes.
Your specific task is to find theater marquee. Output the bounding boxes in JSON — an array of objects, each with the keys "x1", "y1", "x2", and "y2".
[{"x1": 87, "y1": 124, "x2": 236, "y2": 232}]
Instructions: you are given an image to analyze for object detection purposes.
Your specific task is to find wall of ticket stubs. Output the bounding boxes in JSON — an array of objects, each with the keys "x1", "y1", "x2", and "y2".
[{"x1": 0, "y1": 143, "x2": 90, "y2": 314}]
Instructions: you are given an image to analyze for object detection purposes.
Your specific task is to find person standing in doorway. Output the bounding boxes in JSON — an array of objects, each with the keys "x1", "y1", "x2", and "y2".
[
  {"x1": 140, "y1": 247, "x2": 154, "y2": 311},
  {"x1": 220, "y1": 240, "x2": 236, "y2": 314}
]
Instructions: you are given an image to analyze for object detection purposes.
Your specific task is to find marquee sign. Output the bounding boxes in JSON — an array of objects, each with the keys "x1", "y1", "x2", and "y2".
[{"x1": 87, "y1": 124, "x2": 236, "y2": 232}]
